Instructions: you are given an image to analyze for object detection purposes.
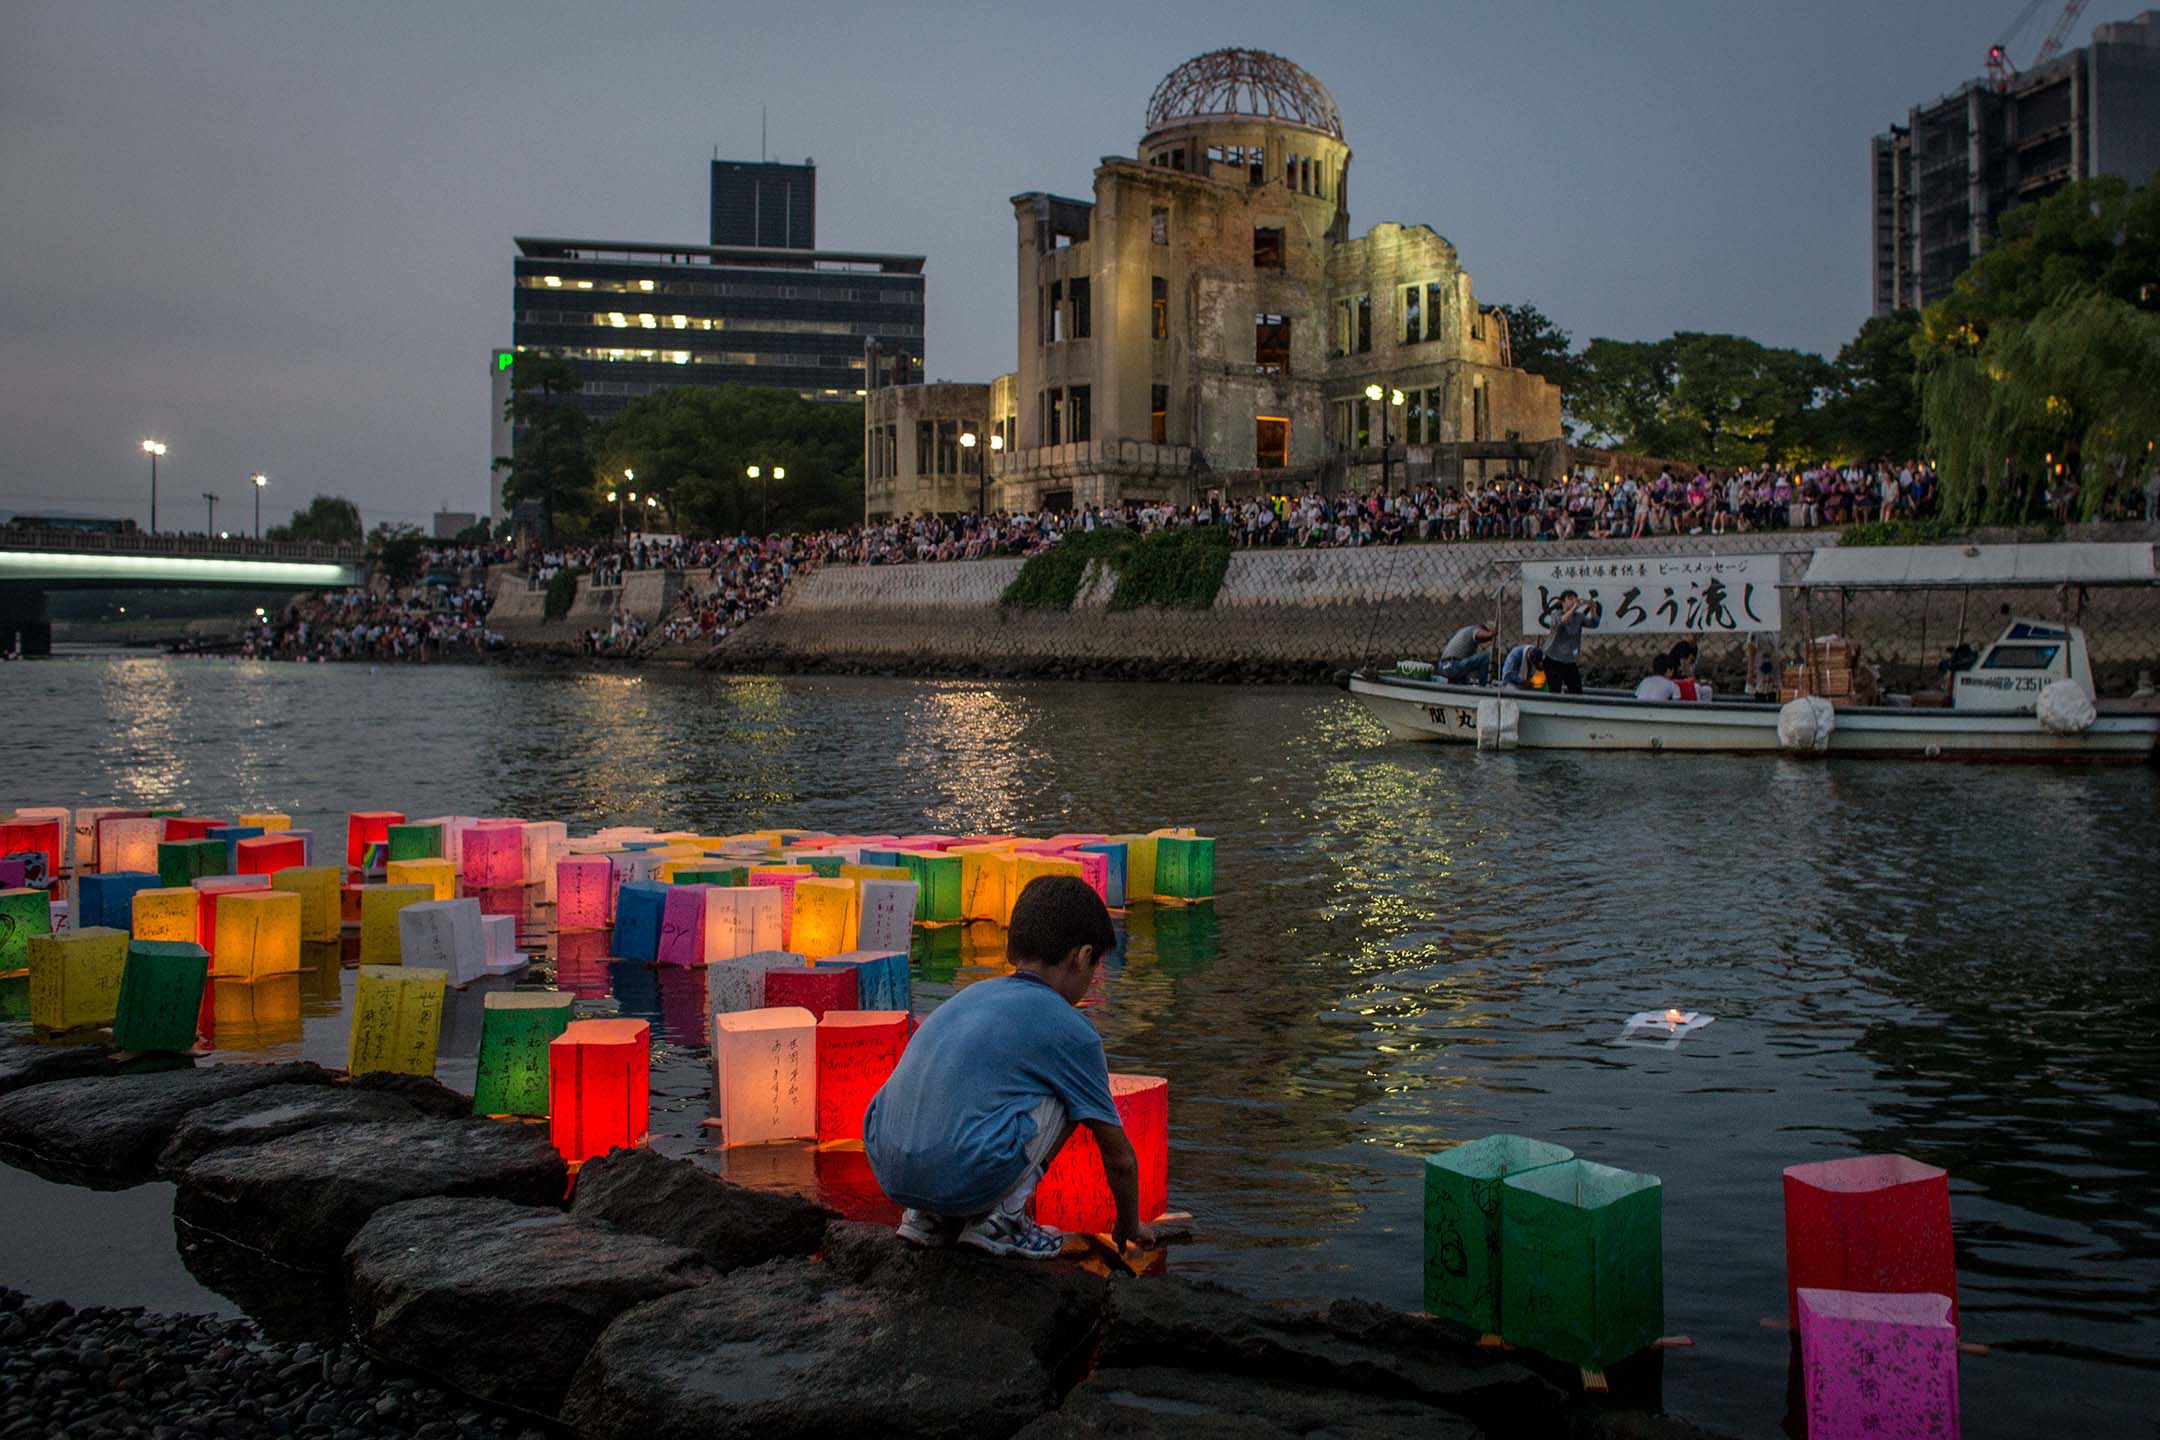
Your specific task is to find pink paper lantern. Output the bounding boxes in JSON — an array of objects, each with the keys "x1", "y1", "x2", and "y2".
[
  {"x1": 463, "y1": 824, "x2": 524, "y2": 888},
  {"x1": 1796, "y1": 1288, "x2": 1959, "y2": 1439},
  {"x1": 1784, "y1": 1154, "x2": 1957, "y2": 1329},
  {"x1": 748, "y1": 868, "x2": 807, "y2": 947},
  {"x1": 1055, "y1": 849, "x2": 1110, "y2": 905},
  {"x1": 557, "y1": 856, "x2": 614, "y2": 931},
  {"x1": 655, "y1": 885, "x2": 708, "y2": 966},
  {"x1": 763, "y1": 964, "x2": 857, "y2": 1020}
]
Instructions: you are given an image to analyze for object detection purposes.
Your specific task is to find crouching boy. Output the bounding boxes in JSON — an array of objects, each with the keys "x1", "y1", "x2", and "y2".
[{"x1": 864, "y1": 874, "x2": 1155, "y2": 1259}]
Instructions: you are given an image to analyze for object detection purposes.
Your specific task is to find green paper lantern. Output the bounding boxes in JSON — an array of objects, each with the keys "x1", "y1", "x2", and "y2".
[
  {"x1": 903, "y1": 852, "x2": 962, "y2": 924},
  {"x1": 471, "y1": 991, "x2": 577, "y2": 1117},
  {"x1": 112, "y1": 940, "x2": 211, "y2": 1053},
  {"x1": 385, "y1": 822, "x2": 445, "y2": 863},
  {"x1": 798, "y1": 855, "x2": 844, "y2": 879},
  {"x1": 673, "y1": 866, "x2": 747, "y2": 888},
  {"x1": 1499, "y1": 1159, "x2": 1663, "y2": 1373},
  {"x1": 0, "y1": 887, "x2": 53, "y2": 971},
  {"x1": 0, "y1": 973, "x2": 27, "y2": 1022},
  {"x1": 157, "y1": 838, "x2": 228, "y2": 889},
  {"x1": 1154, "y1": 836, "x2": 1215, "y2": 901},
  {"x1": 1424, "y1": 1134, "x2": 1575, "y2": 1333}
]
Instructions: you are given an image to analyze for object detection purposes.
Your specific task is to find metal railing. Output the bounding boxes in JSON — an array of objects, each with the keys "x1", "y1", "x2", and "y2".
[{"x1": 0, "y1": 526, "x2": 365, "y2": 564}]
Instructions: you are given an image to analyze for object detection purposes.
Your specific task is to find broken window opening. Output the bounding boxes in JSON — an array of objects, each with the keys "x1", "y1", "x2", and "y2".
[
  {"x1": 1068, "y1": 385, "x2": 1092, "y2": 444},
  {"x1": 1253, "y1": 227, "x2": 1284, "y2": 270},
  {"x1": 1335, "y1": 293, "x2": 1371, "y2": 356},
  {"x1": 916, "y1": 420, "x2": 934, "y2": 475},
  {"x1": 1054, "y1": 233, "x2": 1072, "y2": 250},
  {"x1": 1170, "y1": 148, "x2": 1185, "y2": 171},
  {"x1": 1070, "y1": 277, "x2": 1091, "y2": 339},
  {"x1": 936, "y1": 419, "x2": 960, "y2": 475},
  {"x1": 1255, "y1": 416, "x2": 1289, "y2": 469},
  {"x1": 1471, "y1": 308, "x2": 1485, "y2": 343},
  {"x1": 1254, "y1": 313, "x2": 1290, "y2": 375},
  {"x1": 1151, "y1": 276, "x2": 1168, "y2": 340},
  {"x1": 1425, "y1": 282, "x2": 1447, "y2": 343},
  {"x1": 961, "y1": 418, "x2": 984, "y2": 474},
  {"x1": 1150, "y1": 206, "x2": 1169, "y2": 245},
  {"x1": 1248, "y1": 145, "x2": 1265, "y2": 186},
  {"x1": 1045, "y1": 387, "x2": 1063, "y2": 446},
  {"x1": 1403, "y1": 285, "x2": 1422, "y2": 344},
  {"x1": 1050, "y1": 280, "x2": 1065, "y2": 343},
  {"x1": 1150, "y1": 384, "x2": 1168, "y2": 445},
  {"x1": 1472, "y1": 380, "x2": 1490, "y2": 442}
]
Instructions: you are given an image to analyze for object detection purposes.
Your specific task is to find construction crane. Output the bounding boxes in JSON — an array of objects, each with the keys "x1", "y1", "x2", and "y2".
[{"x1": 1987, "y1": 0, "x2": 2092, "y2": 91}]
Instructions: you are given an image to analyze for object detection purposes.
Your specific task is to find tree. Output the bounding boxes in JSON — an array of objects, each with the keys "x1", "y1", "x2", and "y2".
[
  {"x1": 1815, "y1": 310, "x2": 1923, "y2": 463},
  {"x1": 1570, "y1": 333, "x2": 1827, "y2": 466},
  {"x1": 367, "y1": 522, "x2": 427, "y2": 585},
  {"x1": 265, "y1": 494, "x2": 362, "y2": 546},
  {"x1": 594, "y1": 385, "x2": 864, "y2": 535},
  {"x1": 495, "y1": 353, "x2": 597, "y2": 540},
  {"x1": 1494, "y1": 302, "x2": 1584, "y2": 395}
]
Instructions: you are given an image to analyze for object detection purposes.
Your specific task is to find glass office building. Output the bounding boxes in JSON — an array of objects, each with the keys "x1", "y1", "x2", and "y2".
[{"x1": 710, "y1": 160, "x2": 816, "y2": 248}]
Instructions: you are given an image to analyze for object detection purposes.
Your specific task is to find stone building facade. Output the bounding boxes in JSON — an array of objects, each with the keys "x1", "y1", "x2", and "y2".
[{"x1": 865, "y1": 48, "x2": 1561, "y2": 520}]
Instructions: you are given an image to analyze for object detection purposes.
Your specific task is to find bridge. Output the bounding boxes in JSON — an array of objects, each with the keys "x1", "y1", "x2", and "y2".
[{"x1": 0, "y1": 528, "x2": 370, "y2": 655}]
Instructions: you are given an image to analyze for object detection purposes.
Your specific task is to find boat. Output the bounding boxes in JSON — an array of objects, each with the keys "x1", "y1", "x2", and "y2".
[{"x1": 1349, "y1": 543, "x2": 2160, "y2": 763}]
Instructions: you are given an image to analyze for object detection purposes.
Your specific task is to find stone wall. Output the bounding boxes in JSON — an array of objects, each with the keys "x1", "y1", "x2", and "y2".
[
  {"x1": 485, "y1": 566, "x2": 682, "y2": 649},
  {"x1": 714, "y1": 527, "x2": 2160, "y2": 692}
]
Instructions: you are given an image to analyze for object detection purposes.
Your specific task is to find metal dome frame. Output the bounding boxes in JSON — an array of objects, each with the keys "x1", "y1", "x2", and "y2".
[{"x1": 1144, "y1": 49, "x2": 1343, "y2": 140}]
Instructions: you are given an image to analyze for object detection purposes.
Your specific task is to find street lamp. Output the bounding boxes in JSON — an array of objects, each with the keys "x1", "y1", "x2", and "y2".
[
  {"x1": 203, "y1": 492, "x2": 220, "y2": 536},
  {"x1": 747, "y1": 464, "x2": 785, "y2": 534},
  {"x1": 251, "y1": 473, "x2": 267, "y2": 540},
  {"x1": 960, "y1": 431, "x2": 978, "y2": 513},
  {"x1": 141, "y1": 440, "x2": 167, "y2": 533},
  {"x1": 1364, "y1": 383, "x2": 1406, "y2": 496}
]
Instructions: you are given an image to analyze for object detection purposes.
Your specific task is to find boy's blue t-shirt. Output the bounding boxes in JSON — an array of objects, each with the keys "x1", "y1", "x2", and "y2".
[{"x1": 864, "y1": 973, "x2": 1121, "y2": 1216}]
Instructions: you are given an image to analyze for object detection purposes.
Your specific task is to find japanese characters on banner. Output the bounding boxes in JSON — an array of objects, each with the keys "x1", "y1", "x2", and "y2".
[{"x1": 1519, "y1": 554, "x2": 1782, "y2": 636}]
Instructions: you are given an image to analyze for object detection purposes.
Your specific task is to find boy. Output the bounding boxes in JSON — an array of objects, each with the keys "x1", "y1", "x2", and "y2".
[{"x1": 864, "y1": 875, "x2": 1155, "y2": 1260}]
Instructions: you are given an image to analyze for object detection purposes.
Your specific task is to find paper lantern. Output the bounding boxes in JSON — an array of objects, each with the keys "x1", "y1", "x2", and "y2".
[
  {"x1": 73, "y1": 808, "x2": 134, "y2": 872},
  {"x1": 26, "y1": 926, "x2": 128, "y2": 1032},
  {"x1": 1077, "y1": 842, "x2": 1129, "y2": 908},
  {"x1": 672, "y1": 865, "x2": 748, "y2": 888},
  {"x1": 385, "y1": 822, "x2": 444, "y2": 862},
  {"x1": 480, "y1": 913, "x2": 521, "y2": 972},
  {"x1": 158, "y1": 816, "x2": 219, "y2": 842},
  {"x1": 747, "y1": 867, "x2": 812, "y2": 946},
  {"x1": 358, "y1": 883, "x2": 433, "y2": 963},
  {"x1": 0, "y1": 857, "x2": 25, "y2": 890},
  {"x1": 210, "y1": 890, "x2": 302, "y2": 980},
  {"x1": 10, "y1": 808, "x2": 70, "y2": 869},
  {"x1": 156, "y1": 838, "x2": 226, "y2": 888},
  {"x1": 1055, "y1": 849, "x2": 1110, "y2": 906},
  {"x1": 237, "y1": 812, "x2": 292, "y2": 832},
  {"x1": 1035, "y1": 1074, "x2": 1169, "y2": 1233},
  {"x1": 951, "y1": 847, "x2": 1009, "y2": 924},
  {"x1": 763, "y1": 963, "x2": 857, "y2": 1020},
  {"x1": 209, "y1": 974, "x2": 302, "y2": 1050},
  {"x1": 1795, "y1": 1288, "x2": 1959, "y2": 1440},
  {"x1": 1110, "y1": 833, "x2": 1160, "y2": 900},
  {"x1": 131, "y1": 886, "x2": 200, "y2": 943},
  {"x1": 822, "y1": 949, "x2": 910, "y2": 1013},
  {"x1": 557, "y1": 855, "x2": 614, "y2": 930},
  {"x1": 1153, "y1": 837, "x2": 1215, "y2": 901},
  {"x1": 349, "y1": 964, "x2": 446, "y2": 1075},
  {"x1": 79, "y1": 870, "x2": 159, "y2": 930},
  {"x1": 1499, "y1": 1159, "x2": 1663, "y2": 1374},
  {"x1": 191, "y1": 873, "x2": 271, "y2": 951},
  {"x1": 1423, "y1": 1134, "x2": 1576, "y2": 1335},
  {"x1": 521, "y1": 821, "x2": 567, "y2": 901},
  {"x1": 464, "y1": 824, "x2": 525, "y2": 888},
  {"x1": 0, "y1": 887, "x2": 53, "y2": 970},
  {"x1": 815, "y1": 1009, "x2": 910, "y2": 1143},
  {"x1": 112, "y1": 939, "x2": 210, "y2": 1053},
  {"x1": 609, "y1": 848, "x2": 667, "y2": 887},
  {"x1": 204, "y1": 825, "x2": 263, "y2": 869},
  {"x1": 548, "y1": 1018, "x2": 650, "y2": 1164},
  {"x1": 345, "y1": 810, "x2": 405, "y2": 869},
  {"x1": 471, "y1": 991, "x2": 576, "y2": 1116},
  {"x1": 897, "y1": 852, "x2": 962, "y2": 925},
  {"x1": 710, "y1": 949, "x2": 797, "y2": 1016},
  {"x1": 838, "y1": 862, "x2": 909, "y2": 886},
  {"x1": 653, "y1": 884, "x2": 710, "y2": 966},
  {"x1": 100, "y1": 817, "x2": 162, "y2": 875},
  {"x1": 849, "y1": 879, "x2": 915, "y2": 955},
  {"x1": 385, "y1": 857, "x2": 456, "y2": 902},
  {"x1": 713, "y1": 1006, "x2": 817, "y2": 1146},
  {"x1": 398, "y1": 898, "x2": 487, "y2": 987},
  {"x1": 611, "y1": 880, "x2": 669, "y2": 963},
  {"x1": 790, "y1": 877, "x2": 856, "y2": 961},
  {"x1": 694, "y1": 885, "x2": 780, "y2": 963},
  {"x1": 269, "y1": 865, "x2": 341, "y2": 942},
  {"x1": 0, "y1": 817, "x2": 62, "y2": 878},
  {"x1": 235, "y1": 834, "x2": 306, "y2": 878},
  {"x1": 1783, "y1": 1155, "x2": 1958, "y2": 1330},
  {"x1": 1008, "y1": 855, "x2": 1085, "y2": 925}
]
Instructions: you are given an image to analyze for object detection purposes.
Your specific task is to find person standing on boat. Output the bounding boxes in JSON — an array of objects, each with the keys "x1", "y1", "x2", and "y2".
[
  {"x1": 1543, "y1": 590, "x2": 1600, "y2": 694},
  {"x1": 1436, "y1": 623, "x2": 1496, "y2": 685}
]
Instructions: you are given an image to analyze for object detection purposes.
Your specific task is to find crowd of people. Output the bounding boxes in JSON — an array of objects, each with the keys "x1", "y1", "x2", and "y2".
[{"x1": 253, "y1": 573, "x2": 501, "y2": 663}]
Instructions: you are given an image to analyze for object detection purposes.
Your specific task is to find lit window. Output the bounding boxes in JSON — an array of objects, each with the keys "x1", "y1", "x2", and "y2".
[
  {"x1": 576, "y1": 280, "x2": 593, "y2": 290},
  {"x1": 673, "y1": 351, "x2": 690, "y2": 364},
  {"x1": 609, "y1": 313, "x2": 627, "y2": 328},
  {"x1": 639, "y1": 314, "x2": 657, "y2": 328},
  {"x1": 672, "y1": 315, "x2": 688, "y2": 329},
  {"x1": 543, "y1": 275, "x2": 562, "y2": 288},
  {"x1": 638, "y1": 279, "x2": 656, "y2": 292}
]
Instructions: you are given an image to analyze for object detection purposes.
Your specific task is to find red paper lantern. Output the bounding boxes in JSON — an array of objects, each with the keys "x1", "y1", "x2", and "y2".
[
  {"x1": 763, "y1": 964, "x2": 858, "y2": 1020},
  {"x1": 0, "y1": 818, "x2": 62, "y2": 879},
  {"x1": 549, "y1": 1017, "x2": 651, "y2": 1165},
  {"x1": 161, "y1": 816, "x2": 223, "y2": 842},
  {"x1": 1783, "y1": 1154, "x2": 1958, "y2": 1329},
  {"x1": 814, "y1": 1010, "x2": 910, "y2": 1143},
  {"x1": 235, "y1": 835, "x2": 307, "y2": 877},
  {"x1": 1034, "y1": 1073, "x2": 1168, "y2": 1233},
  {"x1": 345, "y1": 811, "x2": 405, "y2": 869}
]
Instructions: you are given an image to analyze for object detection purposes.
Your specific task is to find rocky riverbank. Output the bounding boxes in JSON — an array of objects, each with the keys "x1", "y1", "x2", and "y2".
[{"x1": 0, "y1": 1034, "x2": 1731, "y2": 1439}]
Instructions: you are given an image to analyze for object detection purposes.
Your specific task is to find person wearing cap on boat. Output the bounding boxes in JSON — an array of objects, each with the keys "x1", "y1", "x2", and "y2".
[
  {"x1": 1436, "y1": 623, "x2": 1496, "y2": 685},
  {"x1": 1499, "y1": 642, "x2": 1544, "y2": 690}
]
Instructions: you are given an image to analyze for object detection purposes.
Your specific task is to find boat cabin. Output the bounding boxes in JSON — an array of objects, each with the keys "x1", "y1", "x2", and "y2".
[{"x1": 1950, "y1": 619, "x2": 2092, "y2": 713}]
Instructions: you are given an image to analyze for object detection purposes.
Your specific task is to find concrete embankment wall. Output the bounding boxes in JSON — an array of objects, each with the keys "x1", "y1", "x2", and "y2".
[
  {"x1": 485, "y1": 566, "x2": 682, "y2": 649},
  {"x1": 714, "y1": 527, "x2": 2160, "y2": 690}
]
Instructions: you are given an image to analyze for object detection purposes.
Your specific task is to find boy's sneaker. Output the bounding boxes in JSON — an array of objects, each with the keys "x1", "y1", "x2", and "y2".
[
  {"x1": 897, "y1": 1208, "x2": 961, "y2": 1249},
  {"x1": 957, "y1": 1210, "x2": 1064, "y2": 1260}
]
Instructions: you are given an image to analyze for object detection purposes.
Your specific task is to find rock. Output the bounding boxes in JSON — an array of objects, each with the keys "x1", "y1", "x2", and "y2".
[
  {"x1": 341, "y1": 1070, "x2": 473, "y2": 1118},
  {"x1": 1014, "y1": 1365, "x2": 1480, "y2": 1439},
  {"x1": 0, "y1": 1033, "x2": 116, "y2": 1098},
  {"x1": 0, "y1": 1063, "x2": 332, "y2": 1185},
  {"x1": 345, "y1": 1197, "x2": 715, "y2": 1417},
  {"x1": 568, "y1": 1148, "x2": 833, "y2": 1274},
  {"x1": 173, "y1": 1119, "x2": 566, "y2": 1269},
  {"x1": 561, "y1": 1222, "x2": 1111, "y2": 1440},
  {"x1": 157, "y1": 1083, "x2": 442, "y2": 1176}
]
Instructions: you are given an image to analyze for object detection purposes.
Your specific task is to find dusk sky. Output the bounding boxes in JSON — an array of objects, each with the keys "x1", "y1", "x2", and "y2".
[{"x1": 0, "y1": 1, "x2": 2117, "y2": 531}]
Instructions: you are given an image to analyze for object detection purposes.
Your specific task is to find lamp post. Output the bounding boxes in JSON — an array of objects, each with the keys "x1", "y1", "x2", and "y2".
[
  {"x1": 747, "y1": 464, "x2": 786, "y2": 534},
  {"x1": 251, "y1": 473, "x2": 267, "y2": 539},
  {"x1": 1364, "y1": 383, "x2": 1406, "y2": 497},
  {"x1": 960, "y1": 431, "x2": 978, "y2": 513},
  {"x1": 203, "y1": 492, "x2": 220, "y2": 536},
  {"x1": 142, "y1": 440, "x2": 167, "y2": 533},
  {"x1": 622, "y1": 469, "x2": 635, "y2": 538}
]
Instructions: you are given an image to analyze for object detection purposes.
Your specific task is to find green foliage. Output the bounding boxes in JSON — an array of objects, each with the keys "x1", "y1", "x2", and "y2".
[
  {"x1": 1000, "y1": 530, "x2": 1131, "y2": 609},
  {"x1": 543, "y1": 566, "x2": 584, "y2": 621},
  {"x1": 1838, "y1": 518, "x2": 1962, "y2": 547},
  {"x1": 497, "y1": 353, "x2": 597, "y2": 541},
  {"x1": 1573, "y1": 332, "x2": 1830, "y2": 467},
  {"x1": 1494, "y1": 303, "x2": 1584, "y2": 397},
  {"x1": 451, "y1": 520, "x2": 493, "y2": 546},
  {"x1": 1815, "y1": 310, "x2": 1923, "y2": 463},
  {"x1": 1107, "y1": 526, "x2": 1233, "y2": 610},
  {"x1": 266, "y1": 494, "x2": 363, "y2": 547},
  {"x1": 595, "y1": 385, "x2": 864, "y2": 535},
  {"x1": 368, "y1": 523, "x2": 426, "y2": 585}
]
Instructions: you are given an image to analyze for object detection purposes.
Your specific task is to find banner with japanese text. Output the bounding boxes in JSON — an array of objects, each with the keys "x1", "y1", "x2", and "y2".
[{"x1": 1520, "y1": 554, "x2": 1782, "y2": 635}]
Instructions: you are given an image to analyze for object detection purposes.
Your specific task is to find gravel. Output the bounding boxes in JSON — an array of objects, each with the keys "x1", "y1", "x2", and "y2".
[{"x1": 0, "y1": 1287, "x2": 550, "y2": 1440}]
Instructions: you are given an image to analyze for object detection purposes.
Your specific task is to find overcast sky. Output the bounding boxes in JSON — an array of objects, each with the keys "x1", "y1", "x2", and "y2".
[{"x1": 0, "y1": 0, "x2": 2114, "y2": 529}]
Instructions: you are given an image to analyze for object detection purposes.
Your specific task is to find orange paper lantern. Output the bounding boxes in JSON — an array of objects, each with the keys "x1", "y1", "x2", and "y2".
[
  {"x1": 131, "y1": 886, "x2": 200, "y2": 943},
  {"x1": 549, "y1": 1017, "x2": 651, "y2": 1165},
  {"x1": 210, "y1": 891, "x2": 303, "y2": 980},
  {"x1": 191, "y1": 874, "x2": 271, "y2": 951}
]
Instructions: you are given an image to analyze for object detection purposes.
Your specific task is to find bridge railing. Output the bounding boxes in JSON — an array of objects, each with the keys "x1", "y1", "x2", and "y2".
[{"x1": 0, "y1": 527, "x2": 366, "y2": 565}]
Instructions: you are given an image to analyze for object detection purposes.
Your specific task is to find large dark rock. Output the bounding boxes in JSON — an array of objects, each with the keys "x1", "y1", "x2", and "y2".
[
  {"x1": 0, "y1": 1032, "x2": 115, "y2": 1098},
  {"x1": 156, "y1": 1081, "x2": 440, "y2": 1176},
  {"x1": 346, "y1": 1196, "x2": 715, "y2": 1416},
  {"x1": 560, "y1": 1221, "x2": 1111, "y2": 1440},
  {"x1": 343, "y1": 1068, "x2": 473, "y2": 1117},
  {"x1": 569, "y1": 1146, "x2": 834, "y2": 1273},
  {"x1": 0, "y1": 1061, "x2": 330, "y2": 1185},
  {"x1": 1013, "y1": 1364, "x2": 1481, "y2": 1439},
  {"x1": 173, "y1": 1117, "x2": 566, "y2": 1268}
]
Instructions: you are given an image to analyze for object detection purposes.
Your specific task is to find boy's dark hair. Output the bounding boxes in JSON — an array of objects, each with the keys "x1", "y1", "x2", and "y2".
[
  {"x1": 1007, "y1": 875, "x2": 1116, "y2": 967},
  {"x1": 1652, "y1": 652, "x2": 1674, "y2": 676}
]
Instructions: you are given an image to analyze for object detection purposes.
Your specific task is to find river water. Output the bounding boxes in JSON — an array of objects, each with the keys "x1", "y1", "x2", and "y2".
[{"x1": 4, "y1": 655, "x2": 2157, "y2": 1437}]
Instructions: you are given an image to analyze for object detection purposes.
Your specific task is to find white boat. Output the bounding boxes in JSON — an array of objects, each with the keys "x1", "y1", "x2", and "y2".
[{"x1": 1351, "y1": 543, "x2": 2160, "y2": 764}]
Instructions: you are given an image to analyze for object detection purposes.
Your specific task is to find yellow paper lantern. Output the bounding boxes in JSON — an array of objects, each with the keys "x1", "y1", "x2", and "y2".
[
  {"x1": 348, "y1": 964, "x2": 446, "y2": 1076},
  {"x1": 238, "y1": 812, "x2": 293, "y2": 832},
  {"x1": 359, "y1": 884, "x2": 433, "y2": 964},
  {"x1": 951, "y1": 846, "x2": 1012, "y2": 924},
  {"x1": 27, "y1": 927, "x2": 129, "y2": 1032},
  {"x1": 1110, "y1": 834, "x2": 1161, "y2": 901},
  {"x1": 789, "y1": 877, "x2": 856, "y2": 961},
  {"x1": 211, "y1": 891, "x2": 303, "y2": 980},
  {"x1": 386, "y1": 857, "x2": 456, "y2": 902},
  {"x1": 131, "y1": 886, "x2": 200, "y2": 943},
  {"x1": 270, "y1": 865, "x2": 342, "y2": 942},
  {"x1": 838, "y1": 863, "x2": 911, "y2": 884},
  {"x1": 1007, "y1": 855, "x2": 1085, "y2": 925}
]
